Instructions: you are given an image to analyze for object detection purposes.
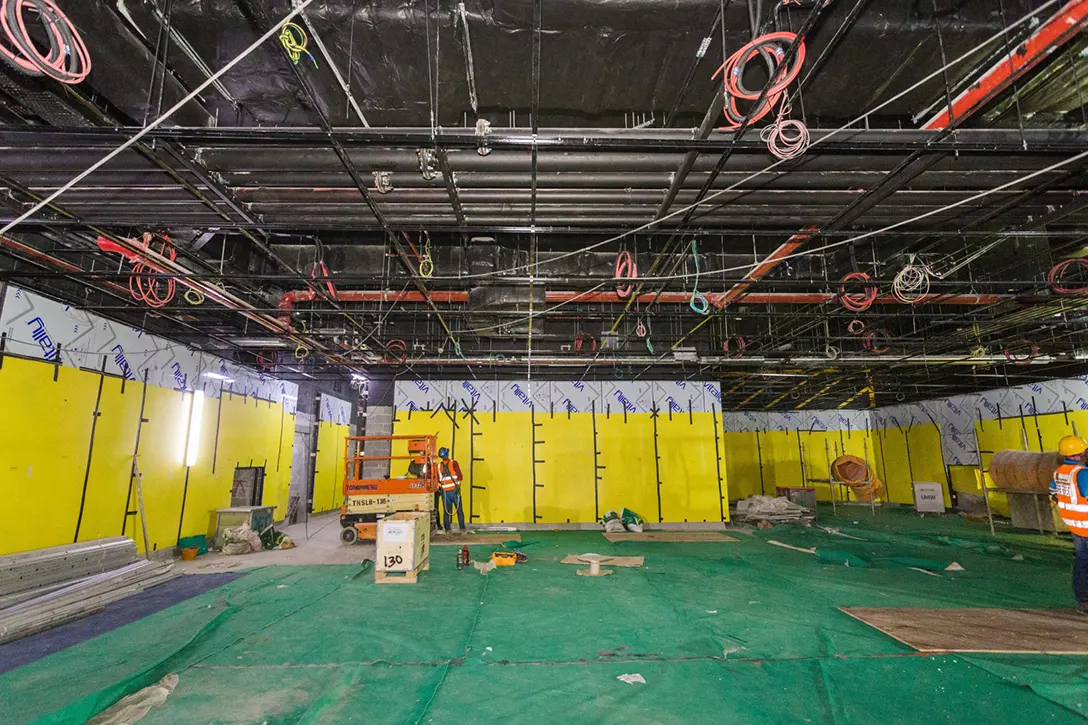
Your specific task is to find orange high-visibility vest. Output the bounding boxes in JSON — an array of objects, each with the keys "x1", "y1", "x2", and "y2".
[
  {"x1": 438, "y1": 460, "x2": 461, "y2": 492},
  {"x1": 1054, "y1": 463, "x2": 1088, "y2": 537}
]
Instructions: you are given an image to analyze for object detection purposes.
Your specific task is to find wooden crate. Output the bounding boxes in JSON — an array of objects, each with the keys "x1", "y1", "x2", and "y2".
[{"x1": 375, "y1": 512, "x2": 431, "y2": 584}]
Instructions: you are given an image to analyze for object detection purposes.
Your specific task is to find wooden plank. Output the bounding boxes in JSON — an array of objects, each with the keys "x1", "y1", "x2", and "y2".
[
  {"x1": 560, "y1": 554, "x2": 644, "y2": 567},
  {"x1": 602, "y1": 531, "x2": 738, "y2": 543},
  {"x1": 431, "y1": 534, "x2": 521, "y2": 546},
  {"x1": 841, "y1": 607, "x2": 1088, "y2": 654}
]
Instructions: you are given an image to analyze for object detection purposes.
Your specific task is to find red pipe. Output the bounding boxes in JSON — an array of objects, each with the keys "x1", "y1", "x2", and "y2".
[
  {"x1": 2, "y1": 234, "x2": 130, "y2": 297},
  {"x1": 709, "y1": 226, "x2": 817, "y2": 308},
  {"x1": 276, "y1": 286, "x2": 1008, "y2": 319},
  {"x1": 278, "y1": 289, "x2": 469, "y2": 325},
  {"x1": 922, "y1": 0, "x2": 1088, "y2": 130}
]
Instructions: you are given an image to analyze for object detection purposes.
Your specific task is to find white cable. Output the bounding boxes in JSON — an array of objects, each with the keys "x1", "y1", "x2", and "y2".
[
  {"x1": 0, "y1": 0, "x2": 316, "y2": 237},
  {"x1": 421, "y1": 0, "x2": 1066, "y2": 283},
  {"x1": 892, "y1": 259, "x2": 931, "y2": 303}
]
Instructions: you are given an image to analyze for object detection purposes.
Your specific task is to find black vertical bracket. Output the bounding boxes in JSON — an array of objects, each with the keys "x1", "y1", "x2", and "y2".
[
  {"x1": 712, "y1": 409, "x2": 725, "y2": 522},
  {"x1": 467, "y1": 403, "x2": 485, "y2": 522},
  {"x1": 74, "y1": 354, "x2": 108, "y2": 542},
  {"x1": 531, "y1": 405, "x2": 545, "y2": 522},
  {"x1": 592, "y1": 402, "x2": 604, "y2": 522},
  {"x1": 650, "y1": 402, "x2": 662, "y2": 522}
]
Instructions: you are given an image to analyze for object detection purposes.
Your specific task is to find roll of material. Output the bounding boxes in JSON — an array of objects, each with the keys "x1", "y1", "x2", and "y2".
[
  {"x1": 831, "y1": 455, "x2": 885, "y2": 502},
  {"x1": 989, "y1": 449, "x2": 1064, "y2": 492}
]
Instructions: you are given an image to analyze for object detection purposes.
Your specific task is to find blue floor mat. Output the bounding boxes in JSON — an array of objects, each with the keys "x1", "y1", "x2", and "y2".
[{"x1": 0, "y1": 572, "x2": 243, "y2": 675}]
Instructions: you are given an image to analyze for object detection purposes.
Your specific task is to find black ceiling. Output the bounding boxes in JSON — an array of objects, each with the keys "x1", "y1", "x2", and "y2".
[{"x1": 1, "y1": 0, "x2": 1087, "y2": 411}]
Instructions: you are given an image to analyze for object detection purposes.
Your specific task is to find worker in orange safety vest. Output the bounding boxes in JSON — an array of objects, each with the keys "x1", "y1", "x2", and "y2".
[
  {"x1": 437, "y1": 447, "x2": 465, "y2": 534},
  {"x1": 1051, "y1": 435, "x2": 1088, "y2": 613}
]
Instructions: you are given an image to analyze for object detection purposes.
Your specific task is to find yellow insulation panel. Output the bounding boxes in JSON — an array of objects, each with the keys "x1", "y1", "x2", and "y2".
[
  {"x1": 657, "y1": 413, "x2": 726, "y2": 522},
  {"x1": 313, "y1": 422, "x2": 350, "y2": 514},
  {"x1": 596, "y1": 413, "x2": 659, "y2": 522},
  {"x1": 76, "y1": 375, "x2": 143, "y2": 543},
  {"x1": 469, "y1": 413, "x2": 533, "y2": 523},
  {"x1": 0, "y1": 354, "x2": 295, "y2": 555},
  {"x1": 124, "y1": 385, "x2": 191, "y2": 553},
  {"x1": 723, "y1": 432, "x2": 762, "y2": 500},
  {"x1": 0, "y1": 358, "x2": 97, "y2": 554},
  {"x1": 535, "y1": 412, "x2": 597, "y2": 524}
]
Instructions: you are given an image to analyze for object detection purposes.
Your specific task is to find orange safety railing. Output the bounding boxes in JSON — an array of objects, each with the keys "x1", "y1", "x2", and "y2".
[{"x1": 343, "y1": 434, "x2": 439, "y2": 495}]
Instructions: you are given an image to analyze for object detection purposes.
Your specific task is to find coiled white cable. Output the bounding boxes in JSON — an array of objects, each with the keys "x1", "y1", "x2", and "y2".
[{"x1": 892, "y1": 259, "x2": 931, "y2": 303}]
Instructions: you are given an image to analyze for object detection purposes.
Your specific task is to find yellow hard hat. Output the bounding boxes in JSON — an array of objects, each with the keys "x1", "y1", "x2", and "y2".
[{"x1": 1059, "y1": 435, "x2": 1088, "y2": 457}]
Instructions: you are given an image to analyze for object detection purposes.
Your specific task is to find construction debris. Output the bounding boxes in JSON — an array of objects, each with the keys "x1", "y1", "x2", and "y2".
[
  {"x1": 0, "y1": 538, "x2": 178, "y2": 644},
  {"x1": 736, "y1": 496, "x2": 813, "y2": 525}
]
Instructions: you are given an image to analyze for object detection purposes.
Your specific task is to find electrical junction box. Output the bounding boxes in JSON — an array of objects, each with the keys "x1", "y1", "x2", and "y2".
[
  {"x1": 912, "y1": 482, "x2": 946, "y2": 514},
  {"x1": 376, "y1": 511, "x2": 430, "y2": 573}
]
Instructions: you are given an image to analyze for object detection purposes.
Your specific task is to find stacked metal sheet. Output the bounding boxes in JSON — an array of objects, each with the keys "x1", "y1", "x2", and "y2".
[{"x1": 0, "y1": 538, "x2": 178, "y2": 644}]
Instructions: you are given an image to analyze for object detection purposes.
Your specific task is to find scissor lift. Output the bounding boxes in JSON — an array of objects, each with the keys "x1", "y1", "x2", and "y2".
[{"x1": 339, "y1": 435, "x2": 439, "y2": 544}]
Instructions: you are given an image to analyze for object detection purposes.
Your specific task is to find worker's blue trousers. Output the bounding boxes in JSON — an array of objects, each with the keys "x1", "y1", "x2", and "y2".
[
  {"x1": 1075, "y1": 534, "x2": 1088, "y2": 606},
  {"x1": 443, "y1": 489, "x2": 465, "y2": 532}
]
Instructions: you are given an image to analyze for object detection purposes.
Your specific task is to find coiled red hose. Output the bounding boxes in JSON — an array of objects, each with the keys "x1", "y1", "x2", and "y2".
[
  {"x1": 839, "y1": 272, "x2": 877, "y2": 312},
  {"x1": 129, "y1": 232, "x2": 176, "y2": 308},
  {"x1": 1004, "y1": 340, "x2": 1039, "y2": 366},
  {"x1": 712, "y1": 32, "x2": 805, "y2": 130},
  {"x1": 723, "y1": 335, "x2": 746, "y2": 359},
  {"x1": 383, "y1": 339, "x2": 407, "y2": 364},
  {"x1": 862, "y1": 329, "x2": 891, "y2": 354},
  {"x1": 615, "y1": 250, "x2": 636, "y2": 298},
  {"x1": 1047, "y1": 258, "x2": 1088, "y2": 295},
  {"x1": 0, "y1": 0, "x2": 90, "y2": 84},
  {"x1": 574, "y1": 331, "x2": 597, "y2": 353}
]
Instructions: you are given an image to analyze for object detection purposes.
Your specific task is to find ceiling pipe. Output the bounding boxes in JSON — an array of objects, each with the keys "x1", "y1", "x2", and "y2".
[{"x1": 275, "y1": 286, "x2": 1015, "y2": 324}]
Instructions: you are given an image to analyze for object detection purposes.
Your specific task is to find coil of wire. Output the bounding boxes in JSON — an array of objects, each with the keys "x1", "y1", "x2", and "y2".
[
  {"x1": 0, "y1": 0, "x2": 90, "y2": 84},
  {"x1": 1048, "y1": 258, "x2": 1088, "y2": 295},
  {"x1": 839, "y1": 271, "x2": 877, "y2": 312},
  {"x1": 712, "y1": 32, "x2": 805, "y2": 129}
]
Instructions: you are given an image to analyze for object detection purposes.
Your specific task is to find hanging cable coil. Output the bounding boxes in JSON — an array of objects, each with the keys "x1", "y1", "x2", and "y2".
[
  {"x1": 1048, "y1": 258, "x2": 1088, "y2": 295},
  {"x1": 0, "y1": 0, "x2": 90, "y2": 84},
  {"x1": 711, "y1": 32, "x2": 805, "y2": 130},
  {"x1": 1004, "y1": 340, "x2": 1039, "y2": 366},
  {"x1": 126, "y1": 232, "x2": 176, "y2": 309},
  {"x1": 723, "y1": 335, "x2": 746, "y2": 359},
  {"x1": 688, "y1": 239, "x2": 709, "y2": 315},
  {"x1": 760, "y1": 97, "x2": 810, "y2": 160},
  {"x1": 892, "y1": 259, "x2": 931, "y2": 303},
  {"x1": 383, "y1": 339, "x2": 407, "y2": 364},
  {"x1": 847, "y1": 319, "x2": 865, "y2": 335},
  {"x1": 573, "y1": 331, "x2": 597, "y2": 354},
  {"x1": 839, "y1": 271, "x2": 877, "y2": 312},
  {"x1": 862, "y1": 329, "x2": 891, "y2": 354},
  {"x1": 615, "y1": 250, "x2": 636, "y2": 298},
  {"x1": 279, "y1": 21, "x2": 317, "y2": 67},
  {"x1": 419, "y1": 233, "x2": 435, "y2": 278}
]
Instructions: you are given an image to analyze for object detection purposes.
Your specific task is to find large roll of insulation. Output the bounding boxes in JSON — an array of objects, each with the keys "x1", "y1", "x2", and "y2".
[{"x1": 988, "y1": 449, "x2": 1064, "y2": 492}]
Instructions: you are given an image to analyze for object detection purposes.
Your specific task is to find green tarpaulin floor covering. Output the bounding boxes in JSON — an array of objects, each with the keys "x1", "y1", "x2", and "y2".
[{"x1": 4, "y1": 507, "x2": 1088, "y2": 724}]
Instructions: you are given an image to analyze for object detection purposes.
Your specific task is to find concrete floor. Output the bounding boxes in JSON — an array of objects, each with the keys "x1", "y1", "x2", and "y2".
[{"x1": 175, "y1": 512, "x2": 376, "y2": 571}]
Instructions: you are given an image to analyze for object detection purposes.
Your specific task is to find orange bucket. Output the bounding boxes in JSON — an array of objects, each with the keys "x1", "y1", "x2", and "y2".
[{"x1": 180, "y1": 547, "x2": 199, "y2": 561}]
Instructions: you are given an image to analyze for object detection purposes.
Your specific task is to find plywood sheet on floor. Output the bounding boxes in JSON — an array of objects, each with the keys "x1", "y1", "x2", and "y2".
[
  {"x1": 603, "y1": 531, "x2": 738, "y2": 542},
  {"x1": 560, "y1": 554, "x2": 644, "y2": 567},
  {"x1": 841, "y1": 607, "x2": 1088, "y2": 654},
  {"x1": 432, "y1": 534, "x2": 521, "y2": 546}
]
